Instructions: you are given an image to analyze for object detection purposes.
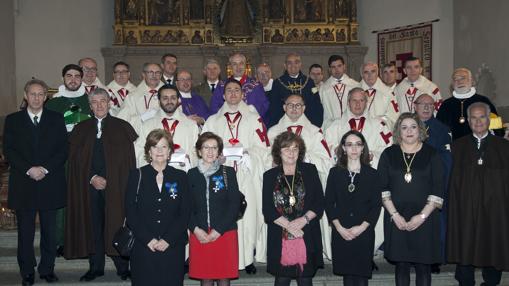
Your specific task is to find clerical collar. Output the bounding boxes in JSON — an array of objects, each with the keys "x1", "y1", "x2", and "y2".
[
  {"x1": 180, "y1": 91, "x2": 192, "y2": 98},
  {"x1": 234, "y1": 77, "x2": 242, "y2": 81},
  {"x1": 264, "y1": 78, "x2": 274, "y2": 91},
  {"x1": 56, "y1": 84, "x2": 86, "y2": 98},
  {"x1": 289, "y1": 73, "x2": 299, "y2": 79},
  {"x1": 453, "y1": 87, "x2": 476, "y2": 99}
]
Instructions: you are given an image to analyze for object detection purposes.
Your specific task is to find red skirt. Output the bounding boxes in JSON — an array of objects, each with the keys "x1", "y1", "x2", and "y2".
[{"x1": 189, "y1": 229, "x2": 239, "y2": 279}]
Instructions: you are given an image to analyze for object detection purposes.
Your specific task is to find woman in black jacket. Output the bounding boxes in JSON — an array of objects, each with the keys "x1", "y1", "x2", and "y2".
[
  {"x1": 262, "y1": 131, "x2": 324, "y2": 286},
  {"x1": 188, "y1": 132, "x2": 241, "y2": 286},
  {"x1": 325, "y1": 130, "x2": 382, "y2": 286},
  {"x1": 125, "y1": 129, "x2": 191, "y2": 286}
]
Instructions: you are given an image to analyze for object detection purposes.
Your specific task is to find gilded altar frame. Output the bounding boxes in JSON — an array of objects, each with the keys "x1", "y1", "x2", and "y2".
[{"x1": 113, "y1": 0, "x2": 359, "y2": 46}]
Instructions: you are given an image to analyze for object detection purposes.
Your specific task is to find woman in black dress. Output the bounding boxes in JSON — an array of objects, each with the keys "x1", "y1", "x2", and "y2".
[
  {"x1": 262, "y1": 131, "x2": 324, "y2": 286},
  {"x1": 325, "y1": 130, "x2": 382, "y2": 286},
  {"x1": 378, "y1": 113, "x2": 444, "y2": 286},
  {"x1": 188, "y1": 132, "x2": 241, "y2": 286},
  {"x1": 125, "y1": 129, "x2": 191, "y2": 286}
]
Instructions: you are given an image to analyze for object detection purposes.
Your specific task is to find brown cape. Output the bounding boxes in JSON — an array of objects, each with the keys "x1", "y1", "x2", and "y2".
[
  {"x1": 64, "y1": 115, "x2": 137, "y2": 258},
  {"x1": 447, "y1": 134, "x2": 509, "y2": 271}
]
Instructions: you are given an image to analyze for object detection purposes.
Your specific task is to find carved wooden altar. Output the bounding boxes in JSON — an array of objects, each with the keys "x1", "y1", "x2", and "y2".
[{"x1": 113, "y1": 0, "x2": 359, "y2": 46}]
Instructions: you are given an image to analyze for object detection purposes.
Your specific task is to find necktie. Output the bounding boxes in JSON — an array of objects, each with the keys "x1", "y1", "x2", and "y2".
[
  {"x1": 210, "y1": 83, "x2": 216, "y2": 92},
  {"x1": 167, "y1": 78, "x2": 172, "y2": 85},
  {"x1": 33, "y1": 115, "x2": 39, "y2": 126}
]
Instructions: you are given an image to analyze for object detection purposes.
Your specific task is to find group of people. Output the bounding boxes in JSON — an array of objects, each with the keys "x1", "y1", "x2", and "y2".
[{"x1": 3, "y1": 51, "x2": 509, "y2": 286}]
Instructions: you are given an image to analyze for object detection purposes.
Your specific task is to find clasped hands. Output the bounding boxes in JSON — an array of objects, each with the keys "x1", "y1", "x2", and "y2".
[
  {"x1": 392, "y1": 213, "x2": 424, "y2": 231},
  {"x1": 283, "y1": 216, "x2": 308, "y2": 238},
  {"x1": 335, "y1": 223, "x2": 368, "y2": 241},
  {"x1": 27, "y1": 166, "x2": 47, "y2": 181},
  {"x1": 147, "y1": 238, "x2": 170, "y2": 252},
  {"x1": 193, "y1": 227, "x2": 221, "y2": 244}
]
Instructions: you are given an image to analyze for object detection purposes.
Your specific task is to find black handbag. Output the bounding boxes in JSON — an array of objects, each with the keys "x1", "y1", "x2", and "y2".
[
  {"x1": 112, "y1": 169, "x2": 141, "y2": 257},
  {"x1": 222, "y1": 166, "x2": 247, "y2": 220}
]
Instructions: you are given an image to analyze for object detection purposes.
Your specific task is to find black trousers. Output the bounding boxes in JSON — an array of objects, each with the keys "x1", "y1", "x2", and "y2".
[
  {"x1": 16, "y1": 209, "x2": 57, "y2": 276},
  {"x1": 89, "y1": 188, "x2": 129, "y2": 274},
  {"x1": 455, "y1": 264, "x2": 502, "y2": 286}
]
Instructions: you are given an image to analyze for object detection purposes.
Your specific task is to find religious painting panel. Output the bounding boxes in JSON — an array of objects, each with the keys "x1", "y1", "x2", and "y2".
[
  {"x1": 377, "y1": 24, "x2": 432, "y2": 81},
  {"x1": 147, "y1": 0, "x2": 181, "y2": 25},
  {"x1": 293, "y1": 0, "x2": 327, "y2": 23}
]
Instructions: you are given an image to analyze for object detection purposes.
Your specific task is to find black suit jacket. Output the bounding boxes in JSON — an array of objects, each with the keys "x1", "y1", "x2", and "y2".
[
  {"x1": 125, "y1": 165, "x2": 191, "y2": 246},
  {"x1": 3, "y1": 108, "x2": 68, "y2": 210},
  {"x1": 187, "y1": 165, "x2": 241, "y2": 234}
]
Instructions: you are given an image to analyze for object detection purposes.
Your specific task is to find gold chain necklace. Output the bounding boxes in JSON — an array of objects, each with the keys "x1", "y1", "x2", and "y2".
[
  {"x1": 283, "y1": 173, "x2": 296, "y2": 206},
  {"x1": 401, "y1": 148, "x2": 417, "y2": 183}
]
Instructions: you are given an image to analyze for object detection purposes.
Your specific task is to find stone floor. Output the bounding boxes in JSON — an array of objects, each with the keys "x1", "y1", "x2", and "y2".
[{"x1": 0, "y1": 230, "x2": 507, "y2": 285}]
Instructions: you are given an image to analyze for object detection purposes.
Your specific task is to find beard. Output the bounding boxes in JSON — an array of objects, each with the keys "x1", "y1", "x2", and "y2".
[
  {"x1": 65, "y1": 83, "x2": 80, "y2": 92},
  {"x1": 161, "y1": 102, "x2": 178, "y2": 114},
  {"x1": 454, "y1": 86, "x2": 471, "y2": 94}
]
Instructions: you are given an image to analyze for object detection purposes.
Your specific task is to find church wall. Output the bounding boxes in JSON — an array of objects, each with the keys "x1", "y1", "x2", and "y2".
[
  {"x1": 454, "y1": 0, "x2": 509, "y2": 110},
  {"x1": 0, "y1": 0, "x2": 17, "y2": 123},
  {"x1": 14, "y1": 0, "x2": 114, "y2": 103},
  {"x1": 357, "y1": 0, "x2": 454, "y2": 99}
]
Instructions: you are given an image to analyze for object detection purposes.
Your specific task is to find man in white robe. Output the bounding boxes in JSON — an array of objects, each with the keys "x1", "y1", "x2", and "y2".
[
  {"x1": 117, "y1": 63, "x2": 164, "y2": 126},
  {"x1": 324, "y1": 87, "x2": 393, "y2": 252},
  {"x1": 381, "y1": 62, "x2": 398, "y2": 93},
  {"x1": 268, "y1": 94, "x2": 334, "y2": 259},
  {"x1": 133, "y1": 85, "x2": 199, "y2": 171},
  {"x1": 202, "y1": 79, "x2": 270, "y2": 271},
  {"x1": 394, "y1": 57, "x2": 442, "y2": 113},
  {"x1": 78, "y1": 57, "x2": 107, "y2": 95},
  {"x1": 107, "y1": 61, "x2": 137, "y2": 116},
  {"x1": 360, "y1": 62, "x2": 399, "y2": 127},
  {"x1": 320, "y1": 55, "x2": 360, "y2": 129}
]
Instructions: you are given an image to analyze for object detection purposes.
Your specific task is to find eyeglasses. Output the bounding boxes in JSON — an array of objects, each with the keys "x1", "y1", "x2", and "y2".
[
  {"x1": 145, "y1": 71, "x2": 162, "y2": 76},
  {"x1": 415, "y1": 103, "x2": 434, "y2": 109},
  {"x1": 82, "y1": 67, "x2": 98, "y2": 73},
  {"x1": 285, "y1": 103, "x2": 304, "y2": 110},
  {"x1": 201, "y1": 146, "x2": 218, "y2": 151},
  {"x1": 344, "y1": 142, "x2": 364, "y2": 148}
]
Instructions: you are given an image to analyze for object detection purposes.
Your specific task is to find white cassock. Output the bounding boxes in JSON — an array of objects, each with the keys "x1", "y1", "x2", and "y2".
[
  {"x1": 133, "y1": 107, "x2": 199, "y2": 171},
  {"x1": 387, "y1": 83, "x2": 396, "y2": 93},
  {"x1": 320, "y1": 74, "x2": 360, "y2": 129},
  {"x1": 83, "y1": 77, "x2": 107, "y2": 95},
  {"x1": 107, "y1": 80, "x2": 137, "y2": 116},
  {"x1": 268, "y1": 114, "x2": 335, "y2": 259},
  {"x1": 117, "y1": 80, "x2": 164, "y2": 126},
  {"x1": 203, "y1": 101, "x2": 270, "y2": 269},
  {"x1": 394, "y1": 75, "x2": 442, "y2": 113},
  {"x1": 360, "y1": 78, "x2": 400, "y2": 128},
  {"x1": 324, "y1": 110, "x2": 393, "y2": 252}
]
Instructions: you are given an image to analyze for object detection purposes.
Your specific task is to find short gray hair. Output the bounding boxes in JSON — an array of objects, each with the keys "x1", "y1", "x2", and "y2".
[
  {"x1": 204, "y1": 59, "x2": 220, "y2": 69},
  {"x1": 360, "y1": 61, "x2": 378, "y2": 75},
  {"x1": 467, "y1": 101, "x2": 491, "y2": 118},
  {"x1": 88, "y1": 87, "x2": 110, "y2": 102},
  {"x1": 347, "y1": 87, "x2": 367, "y2": 102}
]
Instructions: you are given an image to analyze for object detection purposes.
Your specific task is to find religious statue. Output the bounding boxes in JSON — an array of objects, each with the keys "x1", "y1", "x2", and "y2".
[{"x1": 219, "y1": 0, "x2": 255, "y2": 38}]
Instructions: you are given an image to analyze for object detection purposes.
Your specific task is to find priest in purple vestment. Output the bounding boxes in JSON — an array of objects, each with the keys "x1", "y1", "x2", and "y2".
[
  {"x1": 210, "y1": 53, "x2": 268, "y2": 119},
  {"x1": 176, "y1": 70, "x2": 210, "y2": 125}
]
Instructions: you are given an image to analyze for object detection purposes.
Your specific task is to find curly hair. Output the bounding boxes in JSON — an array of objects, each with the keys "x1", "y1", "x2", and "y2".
[
  {"x1": 392, "y1": 112, "x2": 428, "y2": 144},
  {"x1": 271, "y1": 131, "x2": 306, "y2": 166},
  {"x1": 144, "y1": 129, "x2": 174, "y2": 163}
]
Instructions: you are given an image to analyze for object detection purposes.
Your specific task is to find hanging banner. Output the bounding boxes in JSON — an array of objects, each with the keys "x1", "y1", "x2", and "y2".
[{"x1": 377, "y1": 23, "x2": 432, "y2": 82}]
